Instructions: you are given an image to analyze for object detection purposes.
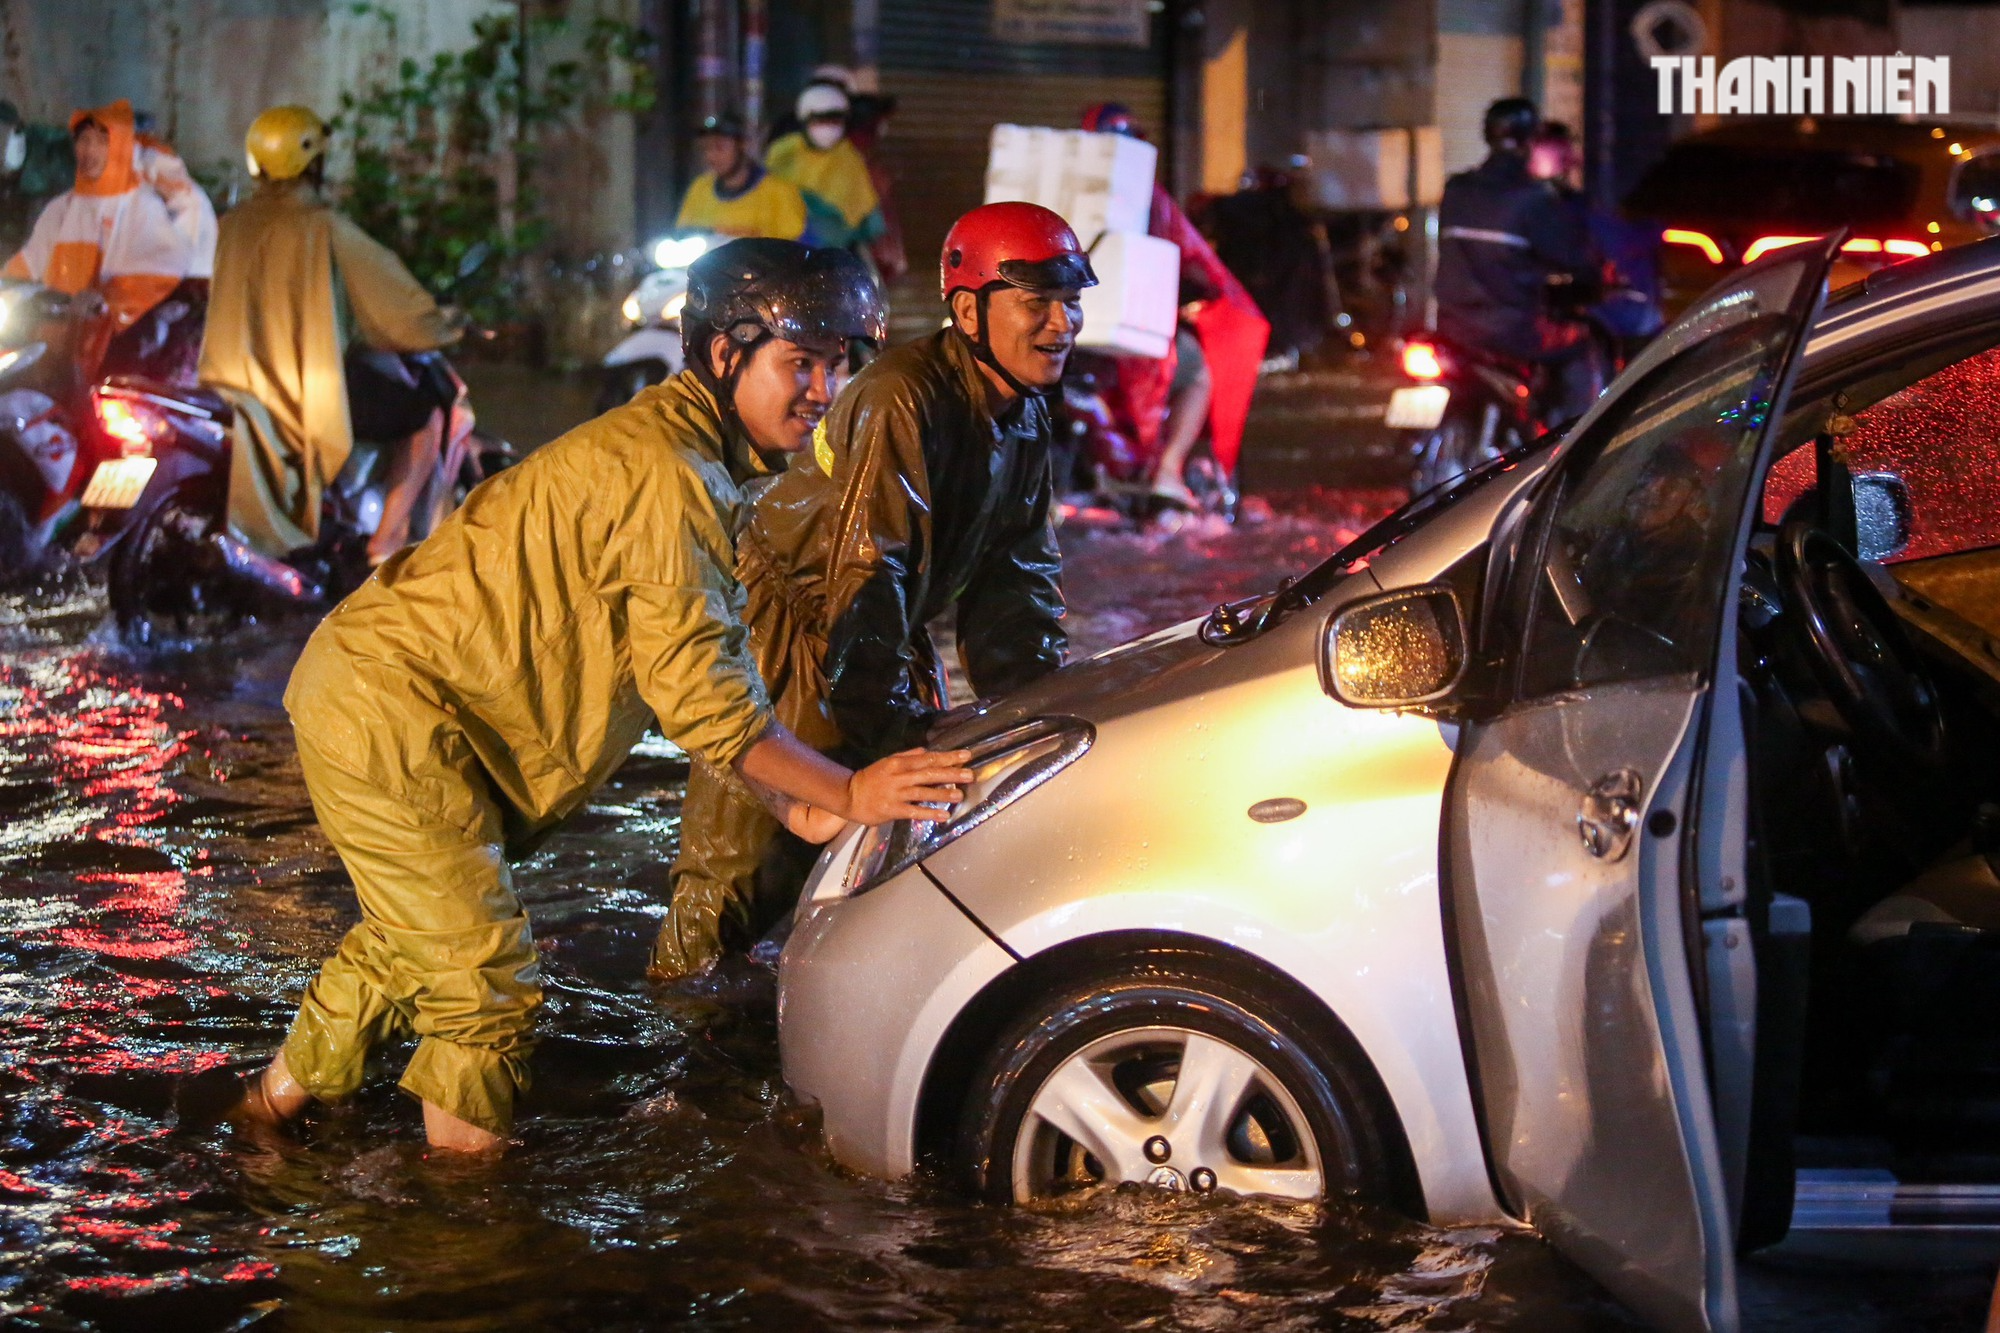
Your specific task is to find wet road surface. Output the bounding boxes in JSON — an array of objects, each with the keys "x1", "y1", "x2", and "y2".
[{"x1": 0, "y1": 501, "x2": 1989, "y2": 1330}]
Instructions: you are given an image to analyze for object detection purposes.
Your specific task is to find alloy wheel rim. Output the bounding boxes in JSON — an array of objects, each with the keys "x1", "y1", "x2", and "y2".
[{"x1": 1010, "y1": 1024, "x2": 1323, "y2": 1202}]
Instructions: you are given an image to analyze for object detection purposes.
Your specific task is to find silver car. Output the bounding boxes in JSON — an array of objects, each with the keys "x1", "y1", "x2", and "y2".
[{"x1": 780, "y1": 234, "x2": 2000, "y2": 1331}]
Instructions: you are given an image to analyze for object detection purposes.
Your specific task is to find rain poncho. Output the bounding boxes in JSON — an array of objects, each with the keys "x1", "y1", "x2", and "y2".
[
  {"x1": 1102, "y1": 185, "x2": 1270, "y2": 480},
  {"x1": 197, "y1": 176, "x2": 459, "y2": 557},
  {"x1": 675, "y1": 163, "x2": 808, "y2": 241},
  {"x1": 657, "y1": 328, "x2": 1066, "y2": 974},
  {"x1": 765, "y1": 132, "x2": 884, "y2": 250},
  {"x1": 134, "y1": 133, "x2": 218, "y2": 278},
  {"x1": 281, "y1": 371, "x2": 778, "y2": 1134},
  {"x1": 3, "y1": 100, "x2": 191, "y2": 332}
]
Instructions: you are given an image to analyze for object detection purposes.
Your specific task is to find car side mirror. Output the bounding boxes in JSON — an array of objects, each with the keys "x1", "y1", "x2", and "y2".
[
  {"x1": 1852, "y1": 471, "x2": 1912, "y2": 563},
  {"x1": 1323, "y1": 585, "x2": 1468, "y2": 708}
]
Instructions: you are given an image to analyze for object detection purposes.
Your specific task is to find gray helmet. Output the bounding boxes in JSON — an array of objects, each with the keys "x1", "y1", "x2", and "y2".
[{"x1": 682, "y1": 238, "x2": 888, "y2": 377}]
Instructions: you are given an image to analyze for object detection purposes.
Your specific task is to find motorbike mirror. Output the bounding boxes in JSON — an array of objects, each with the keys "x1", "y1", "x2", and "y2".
[{"x1": 1322, "y1": 585, "x2": 1468, "y2": 709}]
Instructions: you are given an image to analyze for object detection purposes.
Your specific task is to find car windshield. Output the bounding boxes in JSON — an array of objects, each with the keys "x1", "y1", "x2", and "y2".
[{"x1": 1625, "y1": 142, "x2": 1920, "y2": 232}]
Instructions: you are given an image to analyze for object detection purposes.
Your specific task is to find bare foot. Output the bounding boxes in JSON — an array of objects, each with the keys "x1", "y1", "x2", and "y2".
[
  {"x1": 228, "y1": 1052, "x2": 311, "y2": 1134},
  {"x1": 422, "y1": 1099, "x2": 506, "y2": 1153}
]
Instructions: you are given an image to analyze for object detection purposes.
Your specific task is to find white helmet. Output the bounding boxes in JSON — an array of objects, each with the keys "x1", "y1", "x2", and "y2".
[{"x1": 796, "y1": 83, "x2": 850, "y2": 122}]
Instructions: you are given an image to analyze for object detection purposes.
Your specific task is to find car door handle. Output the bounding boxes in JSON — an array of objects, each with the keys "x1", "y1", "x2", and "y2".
[{"x1": 1577, "y1": 769, "x2": 1644, "y2": 861}]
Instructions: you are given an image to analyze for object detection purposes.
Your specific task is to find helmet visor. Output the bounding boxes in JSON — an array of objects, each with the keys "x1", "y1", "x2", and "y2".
[{"x1": 996, "y1": 252, "x2": 1098, "y2": 293}]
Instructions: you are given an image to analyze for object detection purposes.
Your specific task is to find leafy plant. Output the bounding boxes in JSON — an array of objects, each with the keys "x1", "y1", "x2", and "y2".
[{"x1": 332, "y1": 2, "x2": 655, "y2": 325}]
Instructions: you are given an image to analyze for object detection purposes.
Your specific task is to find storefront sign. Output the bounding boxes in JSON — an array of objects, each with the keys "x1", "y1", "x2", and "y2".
[{"x1": 993, "y1": 0, "x2": 1150, "y2": 48}]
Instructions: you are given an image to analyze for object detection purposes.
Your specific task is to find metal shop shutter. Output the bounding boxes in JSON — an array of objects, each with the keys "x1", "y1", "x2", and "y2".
[{"x1": 875, "y1": 0, "x2": 1168, "y2": 341}]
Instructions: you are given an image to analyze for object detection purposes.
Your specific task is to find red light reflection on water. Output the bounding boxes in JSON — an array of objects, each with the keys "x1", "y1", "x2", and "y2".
[{"x1": 0, "y1": 656, "x2": 193, "y2": 853}]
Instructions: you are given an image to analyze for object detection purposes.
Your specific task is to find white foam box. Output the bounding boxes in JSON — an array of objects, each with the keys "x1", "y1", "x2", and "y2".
[
  {"x1": 1076, "y1": 230, "x2": 1179, "y2": 359},
  {"x1": 985, "y1": 125, "x2": 1157, "y2": 245},
  {"x1": 1303, "y1": 126, "x2": 1443, "y2": 211},
  {"x1": 1055, "y1": 129, "x2": 1157, "y2": 242}
]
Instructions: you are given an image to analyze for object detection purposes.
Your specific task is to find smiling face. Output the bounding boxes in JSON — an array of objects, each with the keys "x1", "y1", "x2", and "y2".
[
  {"x1": 953, "y1": 284, "x2": 1083, "y2": 391},
  {"x1": 712, "y1": 333, "x2": 846, "y2": 454}
]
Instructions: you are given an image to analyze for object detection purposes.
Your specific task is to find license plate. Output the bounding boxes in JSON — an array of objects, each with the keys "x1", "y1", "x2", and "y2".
[
  {"x1": 79, "y1": 456, "x2": 158, "y2": 509},
  {"x1": 1384, "y1": 385, "x2": 1450, "y2": 430}
]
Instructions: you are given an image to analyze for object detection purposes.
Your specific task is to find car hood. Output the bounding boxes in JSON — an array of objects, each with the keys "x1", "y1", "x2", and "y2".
[{"x1": 932, "y1": 595, "x2": 1333, "y2": 746}]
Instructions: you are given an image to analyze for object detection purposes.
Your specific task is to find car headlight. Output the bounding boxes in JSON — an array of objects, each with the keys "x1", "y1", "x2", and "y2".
[{"x1": 808, "y1": 716, "x2": 1094, "y2": 905}]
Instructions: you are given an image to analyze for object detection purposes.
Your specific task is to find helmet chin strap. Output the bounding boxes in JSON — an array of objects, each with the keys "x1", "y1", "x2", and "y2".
[{"x1": 956, "y1": 286, "x2": 1048, "y2": 400}]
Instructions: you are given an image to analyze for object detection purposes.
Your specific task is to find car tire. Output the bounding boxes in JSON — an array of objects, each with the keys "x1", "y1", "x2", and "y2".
[{"x1": 954, "y1": 960, "x2": 1407, "y2": 1207}]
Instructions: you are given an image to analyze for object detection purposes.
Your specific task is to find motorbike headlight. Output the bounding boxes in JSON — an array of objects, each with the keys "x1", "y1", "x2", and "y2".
[
  {"x1": 621, "y1": 292, "x2": 643, "y2": 324},
  {"x1": 808, "y1": 717, "x2": 1094, "y2": 906},
  {"x1": 652, "y1": 234, "x2": 709, "y2": 270}
]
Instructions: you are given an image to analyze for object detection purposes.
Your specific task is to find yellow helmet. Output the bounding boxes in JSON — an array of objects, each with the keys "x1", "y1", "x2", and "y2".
[{"x1": 245, "y1": 105, "x2": 327, "y2": 181}]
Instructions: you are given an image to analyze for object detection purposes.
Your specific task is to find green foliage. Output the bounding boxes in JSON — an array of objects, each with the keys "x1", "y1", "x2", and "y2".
[{"x1": 333, "y1": 2, "x2": 655, "y2": 324}]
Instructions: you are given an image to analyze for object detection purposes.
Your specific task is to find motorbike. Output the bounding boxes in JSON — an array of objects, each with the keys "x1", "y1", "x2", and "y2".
[
  {"x1": 0, "y1": 278, "x2": 206, "y2": 583},
  {"x1": 1393, "y1": 276, "x2": 1655, "y2": 495},
  {"x1": 1058, "y1": 344, "x2": 1236, "y2": 527},
  {"x1": 595, "y1": 233, "x2": 712, "y2": 413},
  {"x1": 99, "y1": 351, "x2": 510, "y2": 641}
]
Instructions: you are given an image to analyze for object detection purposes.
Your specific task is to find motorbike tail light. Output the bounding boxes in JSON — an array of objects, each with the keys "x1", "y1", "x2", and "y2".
[
  {"x1": 1662, "y1": 228, "x2": 1724, "y2": 264},
  {"x1": 1401, "y1": 341, "x2": 1444, "y2": 381},
  {"x1": 93, "y1": 391, "x2": 166, "y2": 457}
]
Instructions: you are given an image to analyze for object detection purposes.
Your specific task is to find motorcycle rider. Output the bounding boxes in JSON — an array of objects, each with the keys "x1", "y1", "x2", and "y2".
[
  {"x1": 1076, "y1": 103, "x2": 1269, "y2": 512},
  {"x1": 235, "y1": 238, "x2": 976, "y2": 1152},
  {"x1": 675, "y1": 113, "x2": 808, "y2": 242},
  {"x1": 4, "y1": 100, "x2": 192, "y2": 351},
  {"x1": 198, "y1": 106, "x2": 463, "y2": 564},
  {"x1": 766, "y1": 84, "x2": 886, "y2": 253},
  {"x1": 1529, "y1": 121, "x2": 1661, "y2": 353},
  {"x1": 1434, "y1": 98, "x2": 1601, "y2": 424},
  {"x1": 654, "y1": 201, "x2": 1087, "y2": 978}
]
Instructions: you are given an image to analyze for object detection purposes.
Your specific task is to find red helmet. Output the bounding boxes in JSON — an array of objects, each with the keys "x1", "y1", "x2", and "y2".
[
  {"x1": 1080, "y1": 101, "x2": 1143, "y2": 138},
  {"x1": 940, "y1": 202, "x2": 1098, "y2": 302}
]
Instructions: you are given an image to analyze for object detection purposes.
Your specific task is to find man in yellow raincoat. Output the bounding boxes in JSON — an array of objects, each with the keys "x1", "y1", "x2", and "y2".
[
  {"x1": 235, "y1": 238, "x2": 974, "y2": 1152},
  {"x1": 675, "y1": 113, "x2": 807, "y2": 241},
  {"x1": 4, "y1": 100, "x2": 191, "y2": 342},
  {"x1": 197, "y1": 106, "x2": 461, "y2": 561},
  {"x1": 766, "y1": 84, "x2": 885, "y2": 252}
]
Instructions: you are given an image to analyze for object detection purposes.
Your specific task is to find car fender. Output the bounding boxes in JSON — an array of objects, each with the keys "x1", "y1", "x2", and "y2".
[{"x1": 978, "y1": 879, "x2": 1504, "y2": 1226}]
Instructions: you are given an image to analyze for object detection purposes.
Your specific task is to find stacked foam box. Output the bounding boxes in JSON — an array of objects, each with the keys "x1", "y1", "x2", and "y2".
[{"x1": 985, "y1": 124, "x2": 1178, "y2": 359}]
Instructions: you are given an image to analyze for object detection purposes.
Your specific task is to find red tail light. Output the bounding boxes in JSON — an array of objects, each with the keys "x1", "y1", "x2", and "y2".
[
  {"x1": 1401, "y1": 341, "x2": 1444, "y2": 381},
  {"x1": 93, "y1": 391, "x2": 166, "y2": 457},
  {"x1": 1662, "y1": 228, "x2": 1724, "y2": 264},
  {"x1": 1743, "y1": 234, "x2": 1933, "y2": 264}
]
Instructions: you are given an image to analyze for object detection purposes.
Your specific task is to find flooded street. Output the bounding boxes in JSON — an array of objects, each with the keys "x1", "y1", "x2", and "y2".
[{"x1": 0, "y1": 501, "x2": 1985, "y2": 1331}]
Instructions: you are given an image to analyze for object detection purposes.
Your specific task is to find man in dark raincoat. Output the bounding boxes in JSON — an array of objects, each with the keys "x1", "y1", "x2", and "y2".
[{"x1": 654, "y1": 201, "x2": 1092, "y2": 977}]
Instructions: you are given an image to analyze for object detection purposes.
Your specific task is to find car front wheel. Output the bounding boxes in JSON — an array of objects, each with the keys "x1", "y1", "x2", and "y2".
[{"x1": 955, "y1": 963, "x2": 1407, "y2": 1207}]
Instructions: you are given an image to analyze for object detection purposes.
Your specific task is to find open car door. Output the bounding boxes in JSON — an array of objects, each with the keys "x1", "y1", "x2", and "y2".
[{"x1": 1443, "y1": 236, "x2": 1842, "y2": 1333}]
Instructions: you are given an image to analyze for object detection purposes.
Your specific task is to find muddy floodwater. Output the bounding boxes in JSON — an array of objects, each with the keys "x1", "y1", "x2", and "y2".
[{"x1": 0, "y1": 499, "x2": 1987, "y2": 1330}]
